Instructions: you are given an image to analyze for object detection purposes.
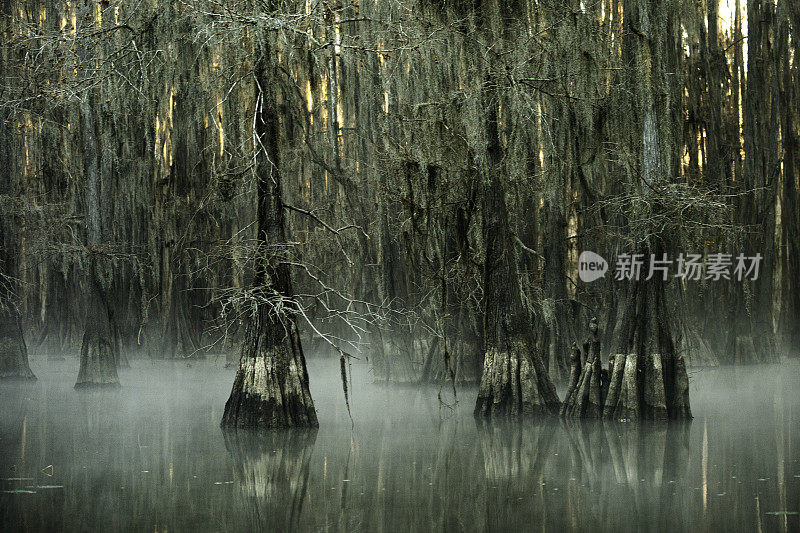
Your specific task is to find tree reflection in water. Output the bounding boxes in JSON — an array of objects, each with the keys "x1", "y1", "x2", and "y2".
[{"x1": 223, "y1": 429, "x2": 317, "y2": 529}]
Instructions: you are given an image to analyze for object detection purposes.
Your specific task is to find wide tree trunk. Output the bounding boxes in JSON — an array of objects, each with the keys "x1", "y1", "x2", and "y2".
[
  {"x1": 592, "y1": 0, "x2": 691, "y2": 420},
  {"x1": 603, "y1": 255, "x2": 692, "y2": 420},
  {"x1": 221, "y1": 34, "x2": 317, "y2": 429},
  {"x1": 474, "y1": 77, "x2": 560, "y2": 419},
  {"x1": 625, "y1": 0, "x2": 688, "y2": 420},
  {"x1": 75, "y1": 96, "x2": 121, "y2": 389},
  {"x1": 73, "y1": 2, "x2": 121, "y2": 388}
]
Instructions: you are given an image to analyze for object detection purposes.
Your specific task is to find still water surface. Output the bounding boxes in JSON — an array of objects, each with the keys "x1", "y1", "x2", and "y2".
[{"x1": 1, "y1": 357, "x2": 799, "y2": 532}]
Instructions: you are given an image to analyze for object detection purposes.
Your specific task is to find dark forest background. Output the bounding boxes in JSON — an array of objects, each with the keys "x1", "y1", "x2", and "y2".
[{"x1": 1, "y1": 0, "x2": 798, "y2": 388}]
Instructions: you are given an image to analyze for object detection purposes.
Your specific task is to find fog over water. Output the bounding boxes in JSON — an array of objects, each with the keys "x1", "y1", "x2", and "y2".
[{"x1": 1, "y1": 356, "x2": 799, "y2": 532}]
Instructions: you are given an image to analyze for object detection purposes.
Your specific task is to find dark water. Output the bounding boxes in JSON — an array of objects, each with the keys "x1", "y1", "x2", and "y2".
[{"x1": 1, "y1": 356, "x2": 799, "y2": 532}]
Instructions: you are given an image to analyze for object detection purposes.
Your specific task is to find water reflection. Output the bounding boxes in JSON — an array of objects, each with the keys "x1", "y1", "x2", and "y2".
[
  {"x1": 223, "y1": 429, "x2": 317, "y2": 529},
  {"x1": 559, "y1": 421, "x2": 692, "y2": 530},
  {"x1": 1, "y1": 359, "x2": 799, "y2": 531},
  {"x1": 476, "y1": 420, "x2": 557, "y2": 481},
  {"x1": 472, "y1": 420, "x2": 694, "y2": 530}
]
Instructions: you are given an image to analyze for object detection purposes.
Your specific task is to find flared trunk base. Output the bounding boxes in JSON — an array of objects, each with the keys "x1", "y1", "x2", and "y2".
[
  {"x1": 474, "y1": 339, "x2": 561, "y2": 419},
  {"x1": 0, "y1": 322, "x2": 36, "y2": 381},
  {"x1": 75, "y1": 334, "x2": 120, "y2": 388},
  {"x1": 221, "y1": 318, "x2": 318, "y2": 430}
]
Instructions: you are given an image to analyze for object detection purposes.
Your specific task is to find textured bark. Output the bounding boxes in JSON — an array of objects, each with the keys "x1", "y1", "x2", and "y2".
[
  {"x1": 75, "y1": 90, "x2": 120, "y2": 388},
  {"x1": 476, "y1": 340, "x2": 559, "y2": 418},
  {"x1": 611, "y1": 351, "x2": 639, "y2": 420},
  {"x1": 602, "y1": 353, "x2": 627, "y2": 419},
  {"x1": 599, "y1": 0, "x2": 691, "y2": 420},
  {"x1": 221, "y1": 32, "x2": 317, "y2": 429},
  {"x1": 75, "y1": 258, "x2": 121, "y2": 388},
  {"x1": 559, "y1": 343, "x2": 582, "y2": 416},
  {"x1": 221, "y1": 314, "x2": 317, "y2": 428},
  {"x1": 474, "y1": 70, "x2": 560, "y2": 419},
  {"x1": 602, "y1": 264, "x2": 692, "y2": 420},
  {"x1": 562, "y1": 323, "x2": 603, "y2": 419}
]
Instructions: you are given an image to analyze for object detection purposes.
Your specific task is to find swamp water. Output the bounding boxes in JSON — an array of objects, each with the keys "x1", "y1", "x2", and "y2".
[{"x1": 1, "y1": 357, "x2": 799, "y2": 531}]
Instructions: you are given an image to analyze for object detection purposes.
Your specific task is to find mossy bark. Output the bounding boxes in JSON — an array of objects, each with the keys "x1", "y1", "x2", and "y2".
[
  {"x1": 474, "y1": 77, "x2": 560, "y2": 419},
  {"x1": 221, "y1": 31, "x2": 317, "y2": 429}
]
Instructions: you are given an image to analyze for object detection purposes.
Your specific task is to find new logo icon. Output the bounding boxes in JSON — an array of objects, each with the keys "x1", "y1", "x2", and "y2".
[{"x1": 578, "y1": 251, "x2": 608, "y2": 282}]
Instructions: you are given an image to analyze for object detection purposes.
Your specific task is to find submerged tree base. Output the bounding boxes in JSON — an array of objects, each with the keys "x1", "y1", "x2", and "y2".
[
  {"x1": 75, "y1": 336, "x2": 120, "y2": 389},
  {"x1": 561, "y1": 351, "x2": 692, "y2": 421},
  {"x1": 221, "y1": 317, "x2": 318, "y2": 429},
  {"x1": 475, "y1": 340, "x2": 561, "y2": 419},
  {"x1": 0, "y1": 319, "x2": 36, "y2": 381},
  {"x1": 562, "y1": 356, "x2": 604, "y2": 419}
]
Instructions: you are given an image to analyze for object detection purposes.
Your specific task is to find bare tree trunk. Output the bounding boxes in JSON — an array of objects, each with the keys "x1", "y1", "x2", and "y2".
[
  {"x1": 75, "y1": 97, "x2": 121, "y2": 388},
  {"x1": 0, "y1": 214, "x2": 35, "y2": 380},
  {"x1": 221, "y1": 34, "x2": 317, "y2": 429},
  {"x1": 601, "y1": 0, "x2": 691, "y2": 420},
  {"x1": 474, "y1": 75, "x2": 560, "y2": 419}
]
